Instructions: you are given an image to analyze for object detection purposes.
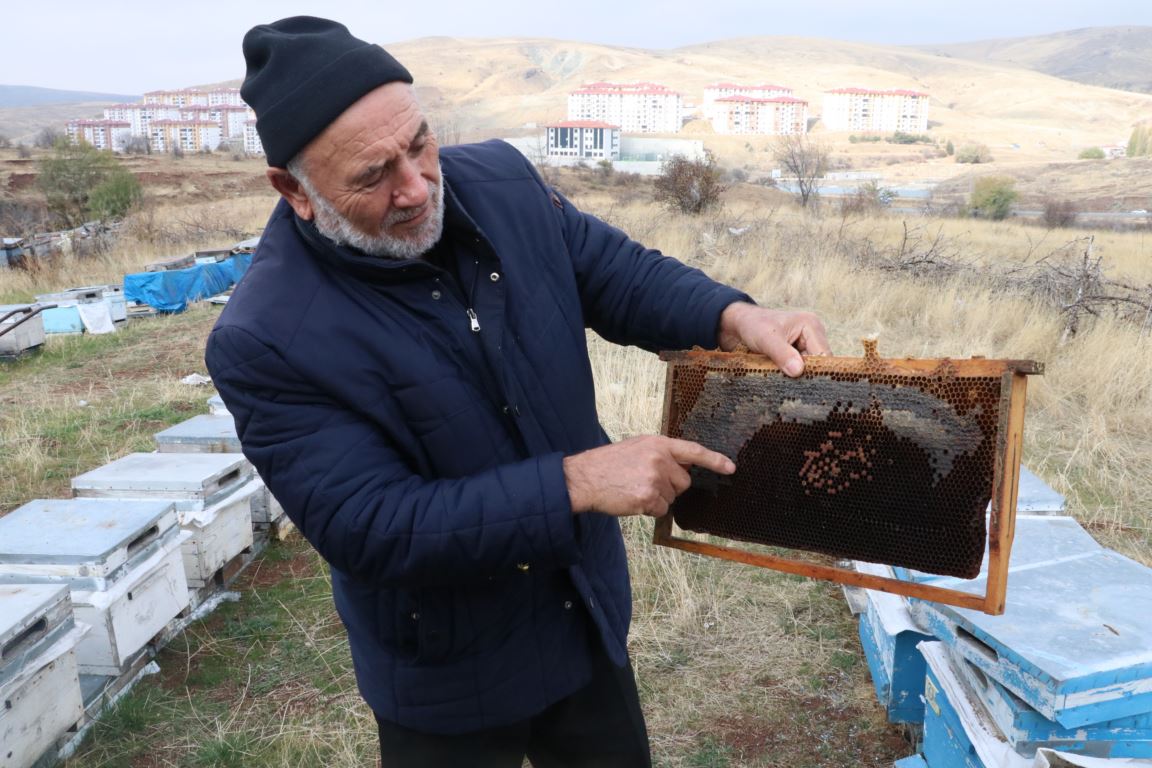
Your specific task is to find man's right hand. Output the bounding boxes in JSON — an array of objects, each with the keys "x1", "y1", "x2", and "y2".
[{"x1": 563, "y1": 435, "x2": 735, "y2": 518}]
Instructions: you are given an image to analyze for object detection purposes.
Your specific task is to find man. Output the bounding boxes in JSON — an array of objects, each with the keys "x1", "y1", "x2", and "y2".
[{"x1": 206, "y1": 16, "x2": 829, "y2": 767}]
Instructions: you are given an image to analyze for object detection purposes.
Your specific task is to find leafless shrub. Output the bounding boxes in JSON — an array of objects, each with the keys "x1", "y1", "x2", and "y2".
[{"x1": 1042, "y1": 199, "x2": 1079, "y2": 229}]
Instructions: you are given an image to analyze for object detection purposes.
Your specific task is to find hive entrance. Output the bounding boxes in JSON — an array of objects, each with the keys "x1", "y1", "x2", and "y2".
[{"x1": 655, "y1": 341, "x2": 1041, "y2": 615}]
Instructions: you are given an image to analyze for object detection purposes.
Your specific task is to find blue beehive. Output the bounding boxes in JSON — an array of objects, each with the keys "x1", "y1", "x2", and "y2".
[
  {"x1": 920, "y1": 641, "x2": 1034, "y2": 768},
  {"x1": 855, "y1": 563, "x2": 934, "y2": 724},
  {"x1": 950, "y1": 648, "x2": 1152, "y2": 758},
  {"x1": 910, "y1": 538, "x2": 1152, "y2": 729}
]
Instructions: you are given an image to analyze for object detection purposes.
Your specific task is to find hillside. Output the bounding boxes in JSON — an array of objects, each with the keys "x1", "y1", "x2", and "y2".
[
  {"x1": 0, "y1": 85, "x2": 138, "y2": 108},
  {"x1": 917, "y1": 26, "x2": 1152, "y2": 95}
]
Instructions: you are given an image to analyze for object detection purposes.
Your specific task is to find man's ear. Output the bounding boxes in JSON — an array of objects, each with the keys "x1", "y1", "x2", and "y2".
[{"x1": 267, "y1": 168, "x2": 314, "y2": 220}]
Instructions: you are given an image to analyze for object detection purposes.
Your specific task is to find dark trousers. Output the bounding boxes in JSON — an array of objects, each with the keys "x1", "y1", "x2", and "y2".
[{"x1": 376, "y1": 646, "x2": 652, "y2": 768}]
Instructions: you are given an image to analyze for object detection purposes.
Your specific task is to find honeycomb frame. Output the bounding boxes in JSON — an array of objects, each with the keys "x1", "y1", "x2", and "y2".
[{"x1": 654, "y1": 340, "x2": 1042, "y2": 615}]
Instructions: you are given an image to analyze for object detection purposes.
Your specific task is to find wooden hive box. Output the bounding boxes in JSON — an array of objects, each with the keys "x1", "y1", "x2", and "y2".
[
  {"x1": 656, "y1": 340, "x2": 1041, "y2": 615},
  {"x1": 71, "y1": 453, "x2": 256, "y2": 592},
  {"x1": 0, "y1": 500, "x2": 189, "y2": 676},
  {"x1": 0, "y1": 585, "x2": 87, "y2": 768}
]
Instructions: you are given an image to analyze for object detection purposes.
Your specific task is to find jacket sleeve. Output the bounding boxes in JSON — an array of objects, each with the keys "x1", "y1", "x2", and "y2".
[
  {"x1": 550, "y1": 187, "x2": 752, "y2": 351},
  {"x1": 205, "y1": 323, "x2": 581, "y2": 587}
]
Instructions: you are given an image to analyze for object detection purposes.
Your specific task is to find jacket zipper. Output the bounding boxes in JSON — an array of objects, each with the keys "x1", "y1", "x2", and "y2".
[{"x1": 465, "y1": 256, "x2": 481, "y2": 333}]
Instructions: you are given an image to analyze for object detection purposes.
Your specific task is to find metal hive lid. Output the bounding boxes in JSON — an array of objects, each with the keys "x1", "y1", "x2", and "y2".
[
  {"x1": 71, "y1": 452, "x2": 251, "y2": 498},
  {"x1": 153, "y1": 414, "x2": 239, "y2": 446},
  {"x1": 0, "y1": 498, "x2": 178, "y2": 566}
]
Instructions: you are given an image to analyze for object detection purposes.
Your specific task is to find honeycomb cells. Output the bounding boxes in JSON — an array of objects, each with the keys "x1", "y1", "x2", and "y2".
[{"x1": 665, "y1": 352, "x2": 1006, "y2": 579}]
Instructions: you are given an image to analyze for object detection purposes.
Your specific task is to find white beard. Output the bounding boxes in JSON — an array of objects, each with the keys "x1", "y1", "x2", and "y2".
[{"x1": 307, "y1": 174, "x2": 445, "y2": 260}]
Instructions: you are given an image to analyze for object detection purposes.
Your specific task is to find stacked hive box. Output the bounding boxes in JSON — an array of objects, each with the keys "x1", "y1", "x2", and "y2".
[
  {"x1": 892, "y1": 514, "x2": 1152, "y2": 765},
  {"x1": 70, "y1": 454, "x2": 255, "y2": 608},
  {"x1": 153, "y1": 412, "x2": 291, "y2": 540},
  {"x1": 0, "y1": 585, "x2": 88, "y2": 768},
  {"x1": 0, "y1": 306, "x2": 47, "y2": 358},
  {"x1": 0, "y1": 499, "x2": 189, "y2": 678}
]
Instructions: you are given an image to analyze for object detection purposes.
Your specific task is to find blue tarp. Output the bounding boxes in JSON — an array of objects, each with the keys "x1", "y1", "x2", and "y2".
[{"x1": 123, "y1": 261, "x2": 234, "y2": 313}]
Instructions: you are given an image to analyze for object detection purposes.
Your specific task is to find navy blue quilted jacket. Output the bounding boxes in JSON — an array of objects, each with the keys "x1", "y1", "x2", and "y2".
[{"x1": 205, "y1": 140, "x2": 747, "y2": 733}]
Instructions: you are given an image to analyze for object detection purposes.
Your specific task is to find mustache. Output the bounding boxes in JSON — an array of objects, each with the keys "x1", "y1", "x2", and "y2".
[{"x1": 385, "y1": 181, "x2": 440, "y2": 226}]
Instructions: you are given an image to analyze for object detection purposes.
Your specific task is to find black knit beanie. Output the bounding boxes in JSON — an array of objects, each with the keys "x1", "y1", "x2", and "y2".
[{"x1": 241, "y1": 16, "x2": 413, "y2": 167}]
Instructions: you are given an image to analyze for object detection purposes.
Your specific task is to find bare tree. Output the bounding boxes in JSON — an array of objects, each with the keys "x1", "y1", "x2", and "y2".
[{"x1": 774, "y1": 134, "x2": 829, "y2": 208}]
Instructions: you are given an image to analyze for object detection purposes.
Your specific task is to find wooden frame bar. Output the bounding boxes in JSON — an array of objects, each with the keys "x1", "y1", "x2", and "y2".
[{"x1": 653, "y1": 349, "x2": 1039, "y2": 616}]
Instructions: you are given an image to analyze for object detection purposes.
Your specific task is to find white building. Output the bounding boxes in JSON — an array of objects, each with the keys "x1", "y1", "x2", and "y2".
[
  {"x1": 71, "y1": 89, "x2": 257, "y2": 154},
  {"x1": 244, "y1": 121, "x2": 264, "y2": 157},
  {"x1": 710, "y1": 95, "x2": 809, "y2": 135},
  {"x1": 702, "y1": 83, "x2": 793, "y2": 123},
  {"x1": 65, "y1": 120, "x2": 133, "y2": 152},
  {"x1": 567, "y1": 82, "x2": 683, "y2": 134},
  {"x1": 822, "y1": 88, "x2": 930, "y2": 133},
  {"x1": 142, "y1": 88, "x2": 245, "y2": 108},
  {"x1": 545, "y1": 121, "x2": 621, "y2": 161}
]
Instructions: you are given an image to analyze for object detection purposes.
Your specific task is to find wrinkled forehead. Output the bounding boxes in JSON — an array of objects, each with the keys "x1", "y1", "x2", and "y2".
[{"x1": 301, "y1": 82, "x2": 425, "y2": 173}]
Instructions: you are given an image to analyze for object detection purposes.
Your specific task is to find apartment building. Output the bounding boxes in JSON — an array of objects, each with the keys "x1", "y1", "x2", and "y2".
[
  {"x1": 142, "y1": 88, "x2": 245, "y2": 108},
  {"x1": 710, "y1": 94, "x2": 809, "y2": 135},
  {"x1": 545, "y1": 121, "x2": 621, "y2": 160},
  {"x1": 148, "y1": 120, "x2": 223, "y2": 153},
  {"x1": 822, "y1": 88, "x2": 930, "y2": 133},
  {"x1": 702, "y1": 83, "x2": 793, "y2": 122},
  {"x1": 567, "y1": 82, "x2": 683, "y2": 134},
  {"x1": 65, "y1": 120, "x2": 133, "y2": 152}
]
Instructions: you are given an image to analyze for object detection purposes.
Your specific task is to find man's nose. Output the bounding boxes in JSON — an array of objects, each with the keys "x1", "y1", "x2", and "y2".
[{"x1": 392, "y1": 158, "x2": 430, "y2": 209}]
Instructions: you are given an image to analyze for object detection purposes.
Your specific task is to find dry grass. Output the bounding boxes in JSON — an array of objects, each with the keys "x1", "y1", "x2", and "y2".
[{"x1": 4, "y1": 179, "x2": 1149, "y2": 766}]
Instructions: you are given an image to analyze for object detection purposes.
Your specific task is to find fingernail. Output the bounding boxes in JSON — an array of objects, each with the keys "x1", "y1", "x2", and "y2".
[{"x1": 724, "y1": 459, "x2": 736, "y2": 474}]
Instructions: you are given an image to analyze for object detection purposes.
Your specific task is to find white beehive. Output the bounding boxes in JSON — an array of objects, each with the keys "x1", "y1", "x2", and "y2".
[
  {"x1": 0, "y1": 305, "x2": 46, "y2": 357},
  {"x1": 0, "y1": 499, "x2": 190, "y2": 676},
  {"x1": 71, "y1": 453, "x2": 256, "y2": 593},
  {"x1": 154, "y1": 414, "x2": 241, "y2": 454}
]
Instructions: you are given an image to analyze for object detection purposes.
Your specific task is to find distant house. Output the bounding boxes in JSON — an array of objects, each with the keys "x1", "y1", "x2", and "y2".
[
  {"x1": 546, "y1": 121, "x2": 621, "y2": 161},
  {"x1": 567, "y1": 82, "x2": 683, "y2": 134},
  {"x1": 822, "y1": 88, "x2": 930, "y2": 133},
  {"x1": 702, "y1": 83, "x2": 793, "y2": 122}
]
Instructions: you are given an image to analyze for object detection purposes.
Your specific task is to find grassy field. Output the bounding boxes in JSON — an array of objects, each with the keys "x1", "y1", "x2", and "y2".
[{"x1": 2, "y1": 173, "x2": 1149, "y2": 767}]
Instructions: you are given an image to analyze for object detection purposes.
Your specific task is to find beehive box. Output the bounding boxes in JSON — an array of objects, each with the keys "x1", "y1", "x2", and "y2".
[
  {"x1": 656, "y1": 341, "x2": 1041, "y2": 614},
  {"x1": 920, "y1": 641, "x2": 1033, "y2": 768},
  {"x1": 910, "y1": 546, "x2": 1152, "y2": 729},
  {"x1": 0, "y1": 585, "x2": 73, "y2": 679},
  {"x1": 71, "y1": 452, "x2": 252, "y2": 511},
  {"x1": 1009, "y1": 467, "x2": 1065, "y2": 514},
  {"x1": 0, "y1": 615, "x2": 87, "y2": 768},
  {"x1": 0, "y1": 499, "x2": 190, "y2": 676},
  {"x1": 154, "y1": 414, "x2": 241, "y2": 454},
  {"x1": 207, "y1": 395, "x2": 230, "y2": 416},
  {"x1": 64, "y1": 284, "x2": 126, "y2": 323},
  {"x1": 855, "y1": 563, "x2": 934, "y2": 724},
  {"x1": 0, "y1": 305, "x2": 47, "y2": 357},
  {"x1": 179, "y1": 483, "x2": 256, "y2": 589},
  {"x1": 950, "y1": 647, "x2": 1152, "y2": 759}
]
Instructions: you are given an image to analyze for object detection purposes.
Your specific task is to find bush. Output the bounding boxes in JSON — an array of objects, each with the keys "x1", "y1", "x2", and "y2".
[
  {"x1": 887, "y1": 132, "x2": 933, "y2": 145},
  {"x1": 968, "y1": 176, "x2": 1017, "y2": 220},
  {"x1": 1042, "y1": 199, "x2": 1079, "y2": 228},
  {"x1": 849, "y1": 134, "x2": 882, "y2": 144},
  {"x1": 945, "y1": 140, "x2": 955, "y2": 156},
  {"x1": 1078, "y1": 147, "x2": 1105, "y2": 160},
  {"x1": 653, "y1": 151, "x2": 727, "y2": 215},
  {"x1": 839, "y1": 180, "x2": 895, "y2": 216},
  {"x1": 1127, "y1": 125, "x2": 1150, "y2": 158},
  {"x1": 955, "y1": 143, "x2": 993, "y2": 164},
  {"x1": 37, "y1": 139, "x2": 142, "y2": 227}
]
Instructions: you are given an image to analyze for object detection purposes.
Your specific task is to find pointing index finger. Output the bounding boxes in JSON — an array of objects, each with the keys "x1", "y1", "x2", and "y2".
[{"x1": 666, "y1": 438, "x2": 736, "y2": 475}]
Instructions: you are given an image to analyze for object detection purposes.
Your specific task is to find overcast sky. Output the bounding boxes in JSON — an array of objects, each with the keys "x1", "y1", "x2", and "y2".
[{"x1": 6, "y1": 0, "x2": 1152, "y2": 94}]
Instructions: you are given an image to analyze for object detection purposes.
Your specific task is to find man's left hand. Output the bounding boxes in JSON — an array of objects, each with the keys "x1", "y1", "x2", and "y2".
[{"x1": 717, "y1": 302, "x2": 830, "y2": 377}]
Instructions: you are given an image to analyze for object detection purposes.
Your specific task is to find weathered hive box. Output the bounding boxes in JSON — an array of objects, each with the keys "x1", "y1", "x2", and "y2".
[
  {"x1": 909, "y1": 536, "x2": 1152, "y2": 729},
  {"x1": 64, "y1": 284, "x2": 126, "y2": 323},
  {"x1": 855, "y1": 562, "x2": 934, "y2": 724},
  {"x1": 950, "y1": 647, "x2": 1152, "y2": 758},
  {"x1": 177, "y1": 483, "x2": 257, "y2": 589},
  {"x1": 71, "y1": 452, "x2": 252, "y2": 511},
  {"x1": 0, "y1": 585, "x2": 87, "y2": 768},
  {"x1": 154, "y1": 414, "x2": 241, "y2": 454},
  {"x1": 920, "y1": 641, "x2": 1033, "y2": 768},
  {"x1": 0, "y1": 305, "x2": 46, "y2": 357},
  {"x1": 71, "y1": 453, "x2": 256, "y2": 590},
  {"x1": 207, "y1": 395, "x2": 230, "y2": 416},
  {"x1": 0, "y1": 499, "x2": 189, "y2": 676},
  {"x1": 145, "y1": 253, "x2": 194, "y2": 272},
  {"x1": 34, "y1": 288, "x2": 111, "y2": 335},
  {"x1": 152, "y1": 419, "x2": 285, "y2": 526}
]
